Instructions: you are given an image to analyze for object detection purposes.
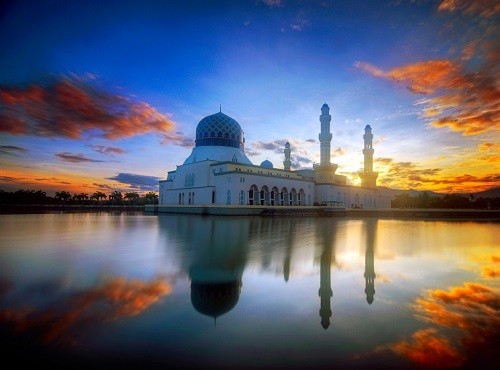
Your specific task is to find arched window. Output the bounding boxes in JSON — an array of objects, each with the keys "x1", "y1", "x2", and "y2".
[{"x1": 240, "y1": 190, "x2": 245, "y2": 205}]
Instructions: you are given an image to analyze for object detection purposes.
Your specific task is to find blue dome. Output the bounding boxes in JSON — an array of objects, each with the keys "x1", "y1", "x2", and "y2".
[
  {"x1": 260, "y1": 159, "x2": 273, "y2": 169},
  {"x1": 195, "y1": 112, "x2": 245, "y2": 150}
]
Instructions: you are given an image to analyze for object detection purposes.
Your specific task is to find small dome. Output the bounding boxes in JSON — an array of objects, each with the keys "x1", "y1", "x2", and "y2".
[
  {"x1": 365, "y1": 124, "x2": 372, "y2": 132},
  {"x1": 260, "y1": 159, "x2": 273, "y2": 169},
  {"x1": 195, "y1": 112, "x2": 244, "y2": 150}
]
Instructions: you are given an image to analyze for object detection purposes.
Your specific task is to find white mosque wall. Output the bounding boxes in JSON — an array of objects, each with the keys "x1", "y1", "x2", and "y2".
[{"x1": 315, "y1": 184, "x2": 391, "y2": 209}]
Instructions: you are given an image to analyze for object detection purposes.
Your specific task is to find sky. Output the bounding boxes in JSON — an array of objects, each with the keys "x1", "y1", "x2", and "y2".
[{"x1": 0, "y1": 0, "x2": 498, "y2": 196}]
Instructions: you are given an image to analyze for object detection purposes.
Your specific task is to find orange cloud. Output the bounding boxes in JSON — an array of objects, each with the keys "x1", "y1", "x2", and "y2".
[
  {"x1": 357, "y1": 58, "x2": 499, "y2": 136},
  {"x1": 438, "y1": 0, "x2": 500, "y2": 18},
  {"x1": 388, "y1": 282, "x2": 500, "y2": 367},
  {"x1": 0, "y1": 75, "x2": 177, "y2": 140},
  {"x1": 391, "y1": 328, "x2": 464, "y2": 368},
  {"x1": 0, "y1": 276, "x2": 173, "y2": 346}
]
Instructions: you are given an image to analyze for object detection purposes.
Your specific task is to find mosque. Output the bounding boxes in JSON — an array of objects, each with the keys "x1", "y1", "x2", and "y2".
[{"x1": 158, "y1": 103, "x2": 392, "y2": 211}]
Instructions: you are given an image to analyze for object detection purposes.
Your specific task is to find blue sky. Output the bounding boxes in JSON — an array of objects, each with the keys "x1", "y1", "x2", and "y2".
[{"x1": 0, "y1": 0, "x2": 498, "y2": 195}]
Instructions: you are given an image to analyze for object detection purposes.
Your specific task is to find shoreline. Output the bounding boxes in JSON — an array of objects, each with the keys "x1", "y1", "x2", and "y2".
[
  {"x1": 0, "y1": 204, "x2": 146, "y2": 214},
  {"x1": 0, "y1": 204, "x2": 498, "y2": 220}
]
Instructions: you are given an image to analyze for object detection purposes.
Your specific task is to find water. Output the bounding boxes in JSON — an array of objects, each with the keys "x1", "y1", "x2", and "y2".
[{"x1": 0, "y1": 212, "x2": 498, "y2": 369}]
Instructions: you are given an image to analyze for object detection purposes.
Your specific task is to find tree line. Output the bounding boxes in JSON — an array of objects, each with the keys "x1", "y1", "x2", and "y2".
[
  {"x1": 0, "y1": 189, "x2": 159, "y2": 206},
  {"x1": 391, "y1": 192, "x2": 499, "y2": 209}
]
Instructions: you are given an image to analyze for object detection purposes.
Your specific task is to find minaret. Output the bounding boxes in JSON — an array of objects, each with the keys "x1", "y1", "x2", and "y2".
[
  {"x1": 359, "y1": 125, "x2": 378, "y2": 188},
  {"x1": 283, "y1": 142, "x2": 291, "y2": 171},
  {"x1": 314, "y1": 104, "x2": 338, "y2": 185},
  {"x1": 319, "y1": 103, "x2": 332, "y2": 166},
  {"x1": 364, "y1": 219, "x2": 377, "y2": 305}
]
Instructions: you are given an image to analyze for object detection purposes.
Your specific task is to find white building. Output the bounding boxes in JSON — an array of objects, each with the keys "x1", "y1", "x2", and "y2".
[{"x1": 158, "y1": 104, "x2": 392, "y2": 210}]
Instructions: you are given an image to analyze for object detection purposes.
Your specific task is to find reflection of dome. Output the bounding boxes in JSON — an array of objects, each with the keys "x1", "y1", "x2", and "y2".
[
  {"x1": 260, "y1": 159, "x2": 273, "y2": 169},
  {"x1": 191, "y1": 281, "x2": 242, "y2": 319},
  {"x1": 196, "y1": 112, "x2": 245, "y2": 150}
]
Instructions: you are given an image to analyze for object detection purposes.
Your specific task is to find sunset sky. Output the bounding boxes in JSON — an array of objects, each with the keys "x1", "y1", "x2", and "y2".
[{"x1": 0, "y1": 0, "x2": 498, "y2": 196}]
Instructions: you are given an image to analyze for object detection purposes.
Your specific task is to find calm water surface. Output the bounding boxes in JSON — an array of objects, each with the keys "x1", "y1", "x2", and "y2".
[{"x1": 0, "y1": 212, "x2": 498, "y2": 369}]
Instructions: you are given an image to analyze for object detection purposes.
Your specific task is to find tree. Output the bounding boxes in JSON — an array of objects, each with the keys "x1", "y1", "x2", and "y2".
[
  {"x1": 55, "y1": 191, "x2": 72, "y2": 203},
  {"x1": 90, "y1": 191, "x2": 107, "y2": 203},
  {"x1": 145, "y1": 192, "x2": 159, "y2": 205},
  {"x1": 124, "y1": 192, "x2": 140, "y2": 204},
  {"x1": 109, "y1": 191, "x2": 123, "y2": 205}
]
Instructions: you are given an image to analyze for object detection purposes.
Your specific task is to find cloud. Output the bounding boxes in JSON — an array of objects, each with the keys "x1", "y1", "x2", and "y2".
[
  {"x1": 249, "y1": 139, "x2": 317, "y2": 169},
  {"x1": 0, "y1": 175, "x2": 21, "y2": 183},
  {"x1": 290, "y1": 17, "x2": 310, "y2": 32},
  {"x1": 290, "y1": 154, "x2": 313, "y2": 169},
  {"x1": 0, "y1": 276, "x2": 173, "y2": 346},
  {"x1": 386, "y1": 282, "x2": 500, "y2": 368},
  {"x1": 160, "y1": 131, "x2": 194, "y2": 147},
  {"x1": 261, "y1": 0, "x2": 282, "y2": 7},
  {"x1": 55, "y1": 152, "x2": 106, "y2": 163},
  {"x1": 355, "y1": 5, "x2": 499, "y2": 138},
  {"x1": 92, "y1": 183, "x2": 114, "y2": 190},
  {"x1": 374, "y1": 155, "x2": 500, "y2": 192},
  {"x1": 437, "y1": 0, "x2": 500, "y2": 17},
  {"x1": 375, "y1": 157, "x2": 394, "y2": 165},
  {"x1": 0, "y1": 145, "x2": 28, "y2": 156},
  {"x1": 90, "y1": 145, "x2": 125, "y2": 155},
  {"x1": 252, "y1": 139, "x2": 288, "y2": 153},
  {"x1": 390, "y1": 328, "x2": 464, "y2": 368},
  {"x1": 106, "y1": 172, "x2": 161, "y2": 191},
  {"x1": 0, "y1": 74, "x2": 177, "y2": 140},
  {"x1": 478, "y1": 142, "x2": 500, "y2": 152}
]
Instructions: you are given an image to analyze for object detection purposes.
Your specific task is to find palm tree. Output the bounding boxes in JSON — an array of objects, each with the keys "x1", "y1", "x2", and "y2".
[
  {"x1": 109, "y1": 191, "x2": 122, "y2": 205},
  {"x1": 55, "y1": 191, "x2": 71, "y2": 203},
  {"x1": 90, "y1": 191, "x2": 107, "y2": 204},
  {"x1": 145, "y1": 192, "x2": 159, "y2": 205},
  {"x1": 124, "y1": 192, "x2": 140, "y2": 205}
]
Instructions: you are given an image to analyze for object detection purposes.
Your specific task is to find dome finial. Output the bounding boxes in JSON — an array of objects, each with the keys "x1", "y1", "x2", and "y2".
[{"x1": 220, "y1": 104, "x2": 221, "y2": 113}]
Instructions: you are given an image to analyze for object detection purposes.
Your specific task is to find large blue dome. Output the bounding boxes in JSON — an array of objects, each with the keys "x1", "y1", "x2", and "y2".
[{"x1": 195, "y1": 112, "x2": 245, "y2": 150}]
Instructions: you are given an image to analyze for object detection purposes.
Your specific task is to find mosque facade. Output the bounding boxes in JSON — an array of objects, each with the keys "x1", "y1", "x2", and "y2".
[{"x1": 158, "y1": 103, "x2": 392, "y2": 210}]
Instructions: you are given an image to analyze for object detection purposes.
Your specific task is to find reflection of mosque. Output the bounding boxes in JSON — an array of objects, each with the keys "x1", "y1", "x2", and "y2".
[
  {"x1": 160, "y1": 215, "x2": 249, "y2": 322},
  {"x1": 160, "y1": 215, "x2": 377, "y2": 328}
]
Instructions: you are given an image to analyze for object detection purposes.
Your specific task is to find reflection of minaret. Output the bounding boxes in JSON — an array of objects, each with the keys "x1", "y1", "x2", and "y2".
[
  {"x1": 318, "y1": 220, "x2": 335, "y2": 330},
  {"x1": 283, "y1": 219, "x2": 296, "y2": 282},
  {"x1": 359, "y1": 125, "x2": 378, "y2": 188},
  {"x1": 364, "y1": 219, "x2": 377, "y2": 305}
]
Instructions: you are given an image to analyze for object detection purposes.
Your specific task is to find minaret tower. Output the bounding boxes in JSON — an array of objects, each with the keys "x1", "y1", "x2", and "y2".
[
  {"x1": 319, "y1": 103, "x2": 332, "y2": 166},
  {"x1": 314, "y1": 104, "x2": 339, "y2": 185},
  {"x1": 283, "y1": 142, "x2": 291, "y2": 171},
  {"x1": 359, "y1": 125, "x2": 378, "y2": 188}
]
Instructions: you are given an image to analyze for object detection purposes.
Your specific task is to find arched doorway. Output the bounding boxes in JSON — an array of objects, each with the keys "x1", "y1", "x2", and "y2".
[
  {"x1": 280, "y1": 187, "x2": 288, "y2": 206},
  {"x1": 271, "y1": 186, "x2": 279, "y2": 206},
  {"x1": 298, "y1": 189, "x2": 305, "y2": 205},
  {"x1": 248, "y1": 185, "x2": 258, "y2": 205},
  {"x1": 290, "y1": 188, "x2": 297, "y2": 206}
]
